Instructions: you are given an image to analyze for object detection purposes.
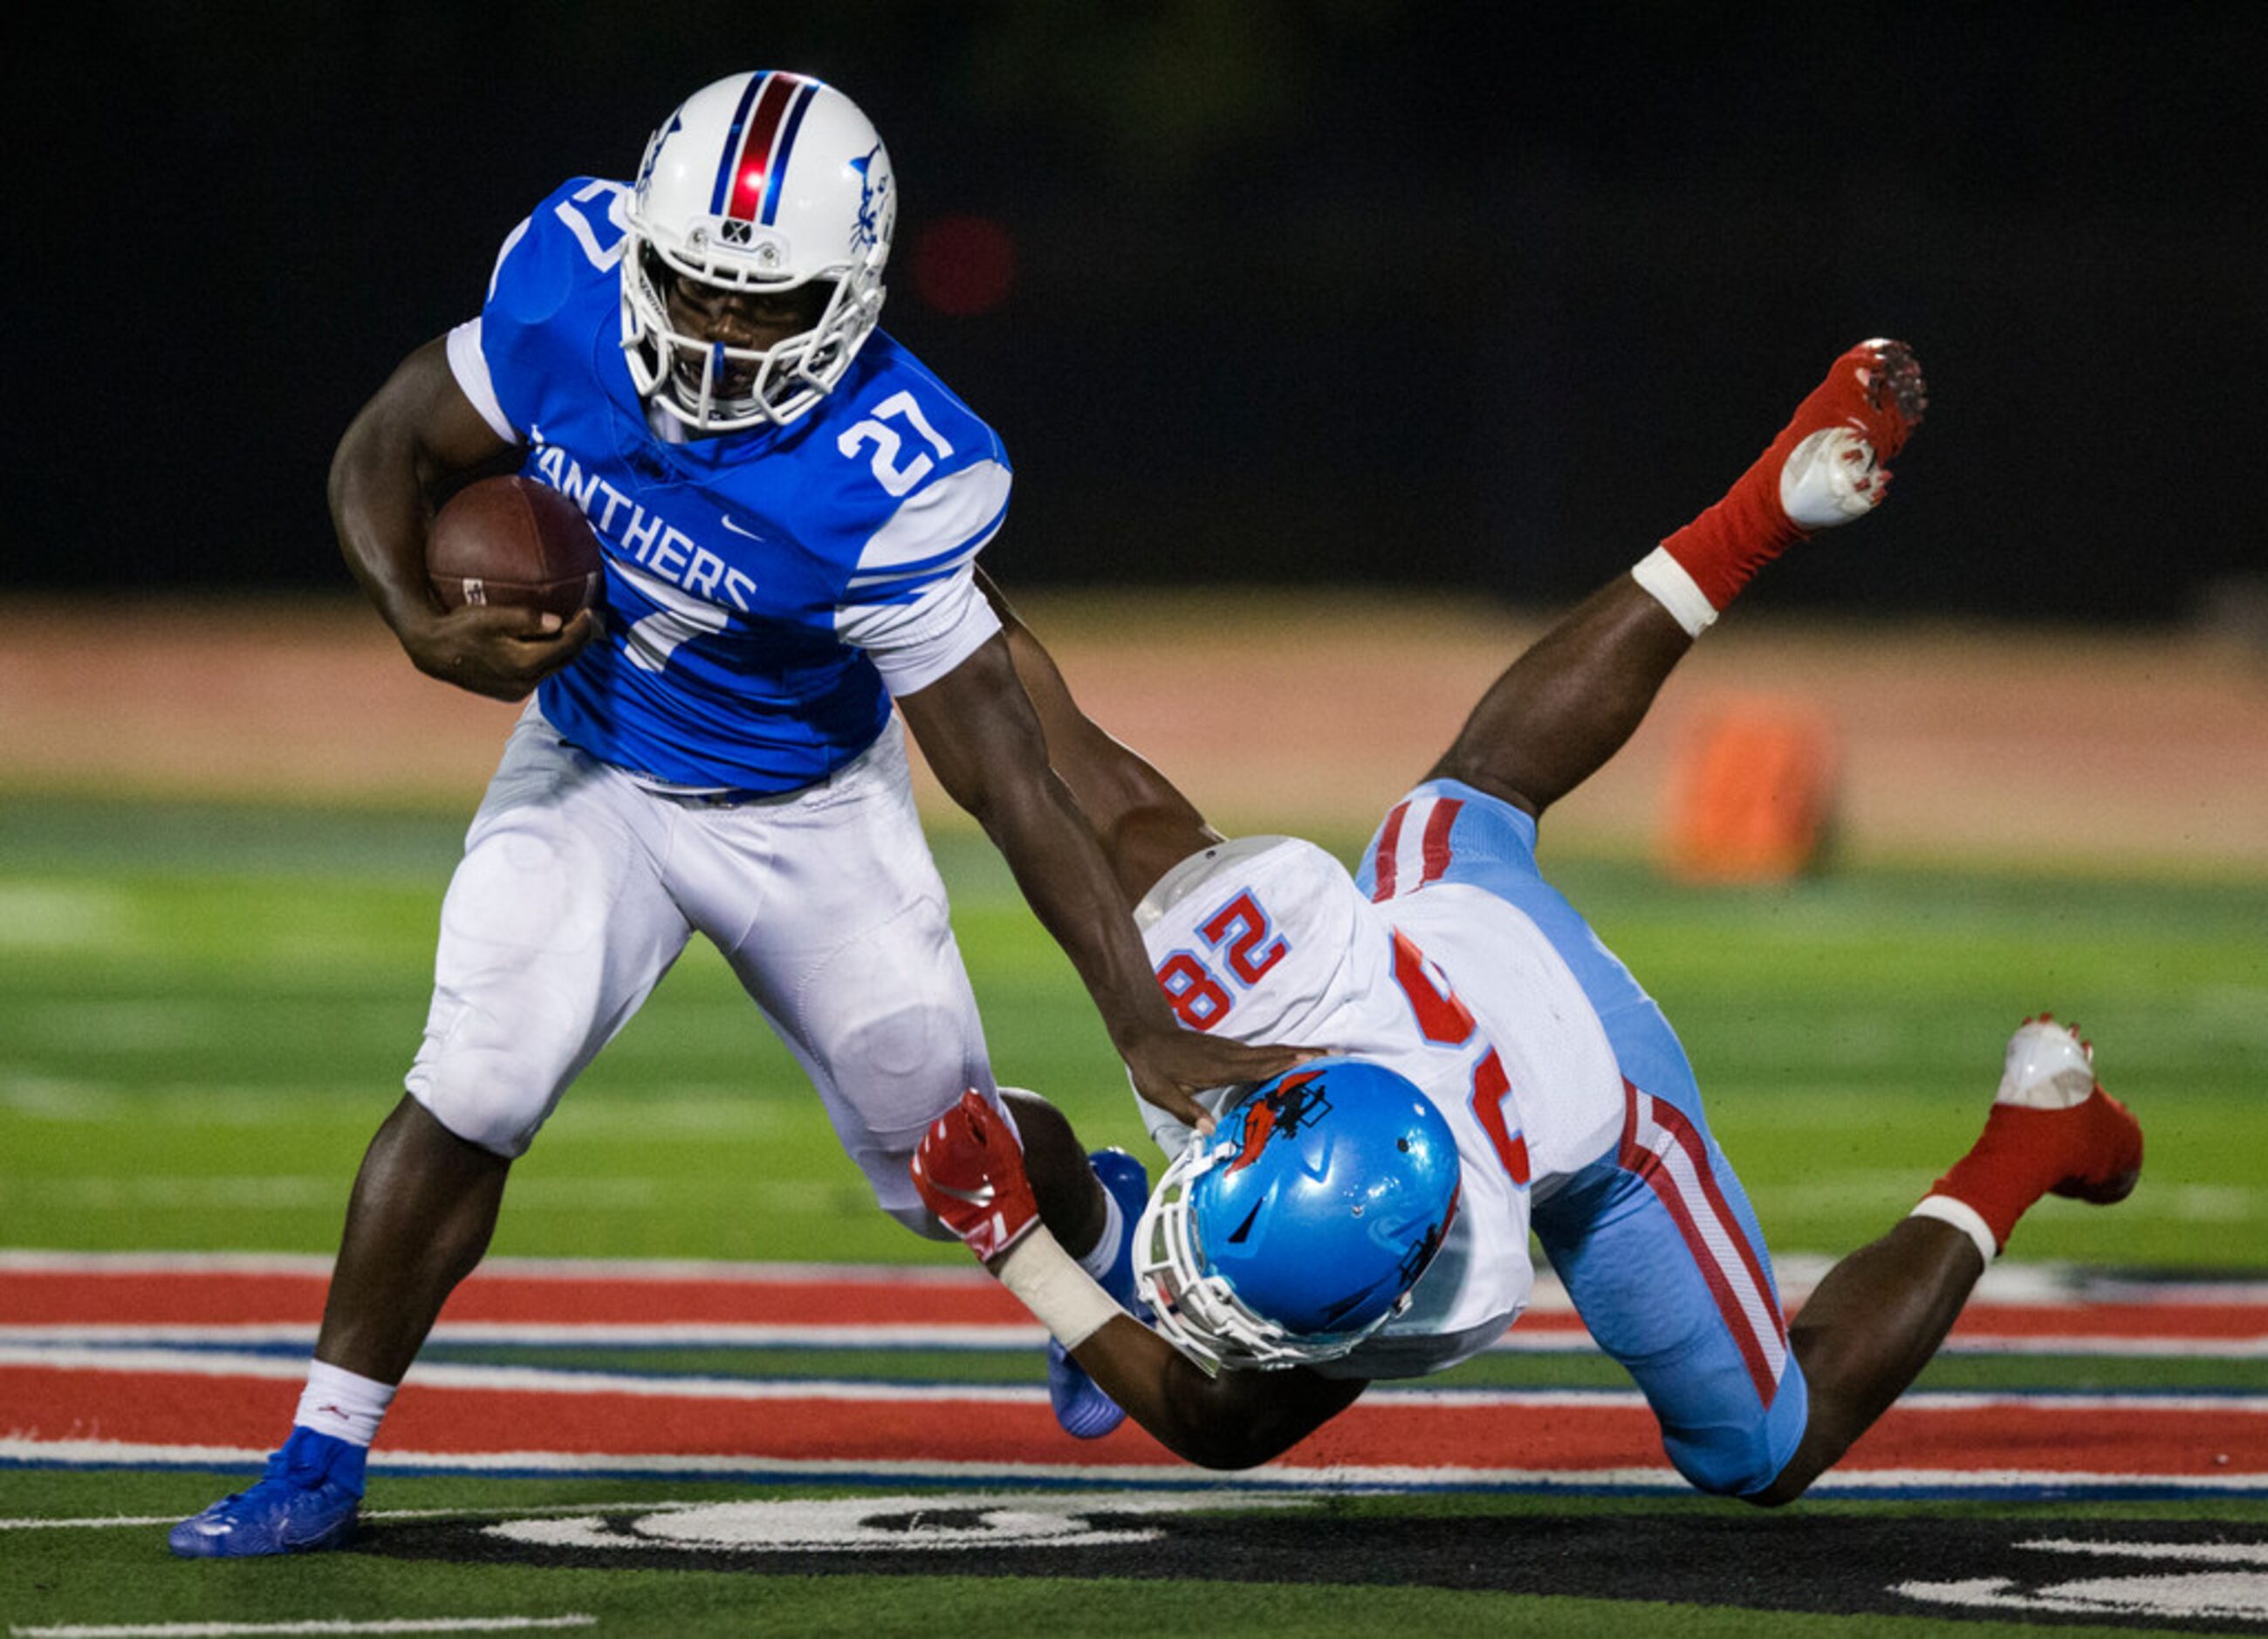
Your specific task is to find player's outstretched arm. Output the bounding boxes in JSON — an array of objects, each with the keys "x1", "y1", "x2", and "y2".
[
  {"x1": 972, "y1": 569, "x2": 1220, "y2": 906},
  {"x1": 1435, "y1": 339, "x2": 1926, "y2": 819},
  {"x1": 330, "y1": 336, "x2": 594, "y2": 701},
  {"x1": 913, "y1": 1093, "x2": 1362, "y2": 1467},
  {"x1": 900, "y1": 639, "x2": 1311, "y2": 1131}
]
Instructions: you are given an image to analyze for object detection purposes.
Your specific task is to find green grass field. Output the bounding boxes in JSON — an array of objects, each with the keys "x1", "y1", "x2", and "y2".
[
  {"x1": 3, "y1": 793, "x2": 2260, "y2": 1265},
  {"x1": 4, "y1": 793, "x2": 2265, "y2": 1637}
]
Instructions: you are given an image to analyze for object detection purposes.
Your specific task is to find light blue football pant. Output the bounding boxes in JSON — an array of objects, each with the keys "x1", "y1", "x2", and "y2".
[{"x1": 1360, "y1": 778, "x2": 1810, "y2": 1497}]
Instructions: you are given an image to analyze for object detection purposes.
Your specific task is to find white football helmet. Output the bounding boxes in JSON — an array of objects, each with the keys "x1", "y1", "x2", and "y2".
[{"x1": 620, "y1": 72, "x2": 895, "y2": 432}]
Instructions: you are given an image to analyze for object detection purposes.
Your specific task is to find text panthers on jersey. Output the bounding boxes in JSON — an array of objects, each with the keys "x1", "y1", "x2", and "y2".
[{"x1": 448, "y1": 175, "x2": 1012, "y2": 795}]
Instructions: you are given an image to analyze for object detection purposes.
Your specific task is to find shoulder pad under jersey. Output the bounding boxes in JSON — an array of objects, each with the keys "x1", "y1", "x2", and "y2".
[
  {"x1": 483, "y1": 177, "x2": 633, "y2": 333},
  {"x1": 796, "y1": 336, "x2": 1013, "y2": 605}
]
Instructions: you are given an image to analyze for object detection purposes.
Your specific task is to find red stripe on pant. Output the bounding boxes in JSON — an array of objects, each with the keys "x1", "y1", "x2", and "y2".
[
  {"x1": 1420, "y1": 798, "x2": 1461, "y2": 886},
  {"x1": 1372, "y1": 800, "x2": 1410, "y2": 900},
  {"x1": 1618, "y1": 1080, "x2": 1785, "y2": 1406}
]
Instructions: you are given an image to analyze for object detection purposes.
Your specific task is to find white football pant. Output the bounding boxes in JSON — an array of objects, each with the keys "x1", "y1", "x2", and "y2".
[{"x1": 406, "y1": 704, "x2": 997, "y2": 1234}]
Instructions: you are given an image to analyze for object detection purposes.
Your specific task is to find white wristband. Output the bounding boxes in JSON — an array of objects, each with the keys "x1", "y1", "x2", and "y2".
[
  {"x1": 1910, "y1": 1194, "x2": 1998, "y2": 1266},
  {"x1": 995, "y1": 1224, "x2": 1126, "y2": 1352},
  {"x1": 1631, "y1": 546, "x2": 1719, "y2": 637}
]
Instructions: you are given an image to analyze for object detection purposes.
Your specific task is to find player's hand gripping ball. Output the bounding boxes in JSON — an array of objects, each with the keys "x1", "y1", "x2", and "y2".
[{"x1": 427, "y1": 477, "x2": 602, "y2": 618}]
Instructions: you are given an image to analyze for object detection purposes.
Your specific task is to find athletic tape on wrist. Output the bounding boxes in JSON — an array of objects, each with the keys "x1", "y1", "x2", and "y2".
[
  {"x1": 996, "y1": 1224, "x2": 1125, "y2": 1352},
  {"x1": 1631, "y1": 547, "x2": 1719, "y2": 637},
  {"x1": 1909, "y1": 1194, "x2": 1999, "y2": 1266}
]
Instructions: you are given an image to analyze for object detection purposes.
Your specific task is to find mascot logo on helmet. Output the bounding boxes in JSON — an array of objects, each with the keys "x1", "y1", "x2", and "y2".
[
  {"x1": 850, "y1": 145, "x2": 890, "y2": 253},
  {"x1": 636, "y1": 113, "x2": 682, "y2": 194},
  {"x1": 1226, "y1": 1069, "x2": 1333, "y2": 1175},
  {"x1": 1397, "y1": 1183, "x2": 1460, "y2": 1288}
]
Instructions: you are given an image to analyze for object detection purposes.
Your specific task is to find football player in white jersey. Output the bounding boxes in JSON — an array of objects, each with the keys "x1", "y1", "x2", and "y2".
[
  {"x1": 915, "y1": 339, "x2": 2147, "y2": 1499},
  {"x1": 169, "y1": 72, "x2": 1304, "y2": 1558}
]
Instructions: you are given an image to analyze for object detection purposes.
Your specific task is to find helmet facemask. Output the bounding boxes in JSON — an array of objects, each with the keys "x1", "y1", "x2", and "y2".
[{"x1": 620, "y1": 240, "x2": 882, "y2": 434}]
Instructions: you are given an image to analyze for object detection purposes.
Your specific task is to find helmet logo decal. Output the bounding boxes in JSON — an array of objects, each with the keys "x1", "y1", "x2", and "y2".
[
  {"x1": 1396, "y1": 1180, "x2": 1459, "y2": 1288},
  {"x1": 851, "y1": 145, "x2": 891, "y2": 253},
  {"x1": 1224, "y1": 1199, "x2": 1265, "y2": 1245},
  {"x1": 1226, "y1": 1069, "x2": 1333, "y2": 1175},
  {"x1": 637, "y1": 113, "x2": 682, "y2": 192},
  {"x1": 712, "y1": 73, "x2": 819, "y2": 228}
]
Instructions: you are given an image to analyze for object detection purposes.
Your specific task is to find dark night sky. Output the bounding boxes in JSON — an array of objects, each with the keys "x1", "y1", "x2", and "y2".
[{"x1": 11, "y1": 3, "x2": 2263, "y2": 619}]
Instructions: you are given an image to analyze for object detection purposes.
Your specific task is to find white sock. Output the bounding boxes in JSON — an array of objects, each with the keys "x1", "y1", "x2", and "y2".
[
  {"x1": 293, "y1": 1360, "x2": 396, "y2": 1448},
  {"x1": 1075, "y1": 1181, "x2": 1125, "y2": 1285}
]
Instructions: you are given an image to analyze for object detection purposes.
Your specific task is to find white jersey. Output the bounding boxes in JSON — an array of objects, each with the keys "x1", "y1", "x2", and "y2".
[{"x1": 1134, "y1": 836, "x2": 1625, "y2": 1377}]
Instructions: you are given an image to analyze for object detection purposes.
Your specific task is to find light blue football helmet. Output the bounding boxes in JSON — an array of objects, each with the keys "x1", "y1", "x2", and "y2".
[{"x1": 1134, "y1": 1058, "x2": 1462, "y2": 1371}]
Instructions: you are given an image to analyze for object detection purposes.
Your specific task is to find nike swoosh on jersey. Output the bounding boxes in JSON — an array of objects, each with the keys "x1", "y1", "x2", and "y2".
[{"x1": 719, "y1": 514, "x2": 766, "y2": 540}]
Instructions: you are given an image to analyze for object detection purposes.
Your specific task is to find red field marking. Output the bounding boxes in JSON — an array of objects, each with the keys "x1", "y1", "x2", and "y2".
[
  {"x1": 1945, "y1": 1305, "x2": 2268, "y2": 1341},
  {"x1": 0, "y1": 1268, "x2": 1032, "y2": 1329},
  {"x1": 3, "y1": 1361, "x2": 2262, "y2": 1478},
  {"x1": 5, "y1": 1265, "x2": 2263, "y2": 1345}
]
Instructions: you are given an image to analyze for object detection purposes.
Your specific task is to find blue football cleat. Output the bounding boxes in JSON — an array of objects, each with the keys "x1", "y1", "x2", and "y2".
[
  {"x1": 1048, "y1": 1147, "x2": 1151, "y2": 1439},
  {"x1": 168, "y1": 1426, "x2": 366, "y2": 1558}
]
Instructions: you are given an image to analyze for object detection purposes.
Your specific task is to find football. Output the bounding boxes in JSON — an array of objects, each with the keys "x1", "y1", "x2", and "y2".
[{"x1": 427, "y1": 477, "x2": 603, "y2": 617}]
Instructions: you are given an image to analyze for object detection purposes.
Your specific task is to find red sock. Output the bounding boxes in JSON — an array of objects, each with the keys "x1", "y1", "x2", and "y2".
[
  {"x1": 1659, "y1": 341, "x2": 1921, "y2": 610},
  {"x1": 1929, "y1": 1091, "x2": 2143, "y2": 1253}
]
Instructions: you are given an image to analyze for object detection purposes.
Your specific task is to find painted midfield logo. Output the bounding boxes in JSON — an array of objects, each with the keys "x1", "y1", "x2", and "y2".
[
  {"x1": 1895, "y1": 1536, "x2": 2268, "y2": 1624},
  {"x1": 473, "y1": 1493, "x2": 1315, "y2": 1556}
]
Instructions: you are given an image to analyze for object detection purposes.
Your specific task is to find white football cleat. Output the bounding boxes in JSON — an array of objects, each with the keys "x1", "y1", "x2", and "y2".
[
  {"x1": 1995, "y1": 1014, "x2": 2099, "y2": 1111},
  {"x1": 1997, "y1": 1013, "x2": 2143, "y2": 1205},
  {"x1": 1777, "y1": 339, "x2": 1927, "y2": 529}
]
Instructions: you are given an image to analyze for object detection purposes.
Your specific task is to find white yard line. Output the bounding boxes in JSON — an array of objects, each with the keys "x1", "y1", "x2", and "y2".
[
  {"x1": 9, "y1": 1344, "x2": 2268, "y2": 1413},
  {"x1": 1, "y1": 1499, "x2": 718, "y2": 1533},
  {"x1": 0, "y1": 1343, "x2": 1046, "y2": 1402},
  {"x1": 5, "y1": 1322, "x2": 2265, "y2": 1356},
  {"x1": 3, "y1": 1437, "x2": 2262, "y2": 1496},
  {"x1": 0, "y1": 1249, "x2": 995, "y2": 1286},
  {"x1": 9, "y1": 1246, "x2": 2268, "y2": 1306},
  {"x1": 0, "y1": 1323, "x2": 1048, "y2": 1348}
]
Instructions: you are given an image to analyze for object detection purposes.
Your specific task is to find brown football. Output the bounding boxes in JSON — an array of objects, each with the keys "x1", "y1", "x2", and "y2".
[{"x1": 427, "y1": 477, "x2": 603, "y2": 617}]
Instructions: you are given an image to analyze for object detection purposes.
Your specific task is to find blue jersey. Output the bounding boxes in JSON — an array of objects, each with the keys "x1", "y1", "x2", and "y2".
[{"x1": 470, "y1": 176, "x2": 1012, "y2": 794}]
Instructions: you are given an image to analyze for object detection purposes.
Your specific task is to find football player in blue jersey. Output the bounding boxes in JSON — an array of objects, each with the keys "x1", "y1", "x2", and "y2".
[
  {"x1": 168, "y1": 71, "x2": 1302, "y2": 1558},
  {"x1": 915, "y1": 342, "x2": 2146, "y2": 1499}
]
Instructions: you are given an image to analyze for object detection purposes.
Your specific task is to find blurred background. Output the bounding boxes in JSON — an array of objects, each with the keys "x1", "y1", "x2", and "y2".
[{"x1": 10, "y1": 1, "x2": 2264, "y2": 621}]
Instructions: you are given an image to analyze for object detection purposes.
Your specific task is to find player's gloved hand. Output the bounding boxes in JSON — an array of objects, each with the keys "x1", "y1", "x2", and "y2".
[
  {"x1": 397, "y1": 605, "x2": 597, "y2": 702},
  {"x1": 1120, "y1": 1025, "x2": 1317, "y2": 1137},
  {"x1": 911, "y1": 1090, "x2": 1042, "y2": 1265}
]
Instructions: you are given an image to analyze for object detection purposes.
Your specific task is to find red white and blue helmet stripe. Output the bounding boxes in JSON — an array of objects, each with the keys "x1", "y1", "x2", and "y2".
[{"x1": 709, "y1": 72, "x2": 823, "y2": 228}]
